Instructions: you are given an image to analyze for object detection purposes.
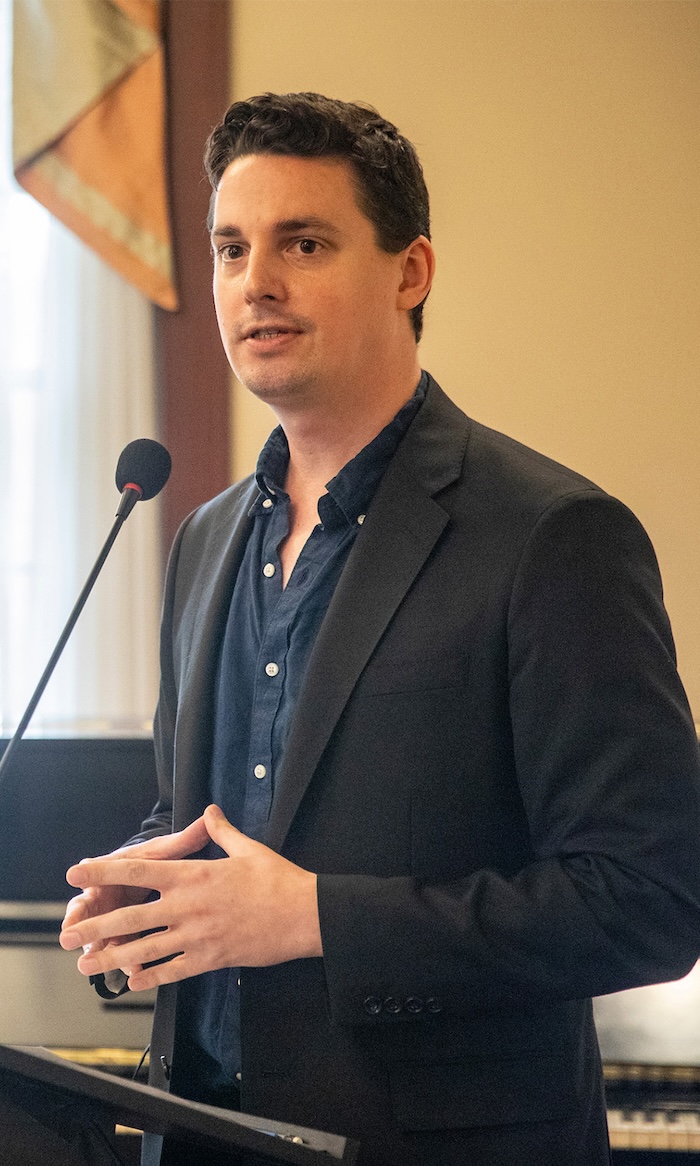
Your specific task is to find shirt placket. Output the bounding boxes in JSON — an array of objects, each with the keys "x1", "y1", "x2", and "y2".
[{"x1": 242, "y1": 499, "x2": 285, "y2": 838}]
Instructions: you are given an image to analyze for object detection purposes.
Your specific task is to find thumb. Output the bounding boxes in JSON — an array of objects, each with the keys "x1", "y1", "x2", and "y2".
[
  {"x1": 203, "y1": 804, "x2": 256, "y2": 855},
  {"x1": 115, "y1": 815, "x2": 210, "y2": 862}
]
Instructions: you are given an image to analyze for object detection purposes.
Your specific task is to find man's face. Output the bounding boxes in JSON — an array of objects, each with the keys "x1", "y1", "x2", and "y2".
[{"x1": 210, "y1": 153, "x2": 413, "y2": 415}]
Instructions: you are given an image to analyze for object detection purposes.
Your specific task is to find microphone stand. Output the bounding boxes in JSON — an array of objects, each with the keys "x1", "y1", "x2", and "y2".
[{"x1": 0, "y1": 487, "x2": 141, "y2": 790}]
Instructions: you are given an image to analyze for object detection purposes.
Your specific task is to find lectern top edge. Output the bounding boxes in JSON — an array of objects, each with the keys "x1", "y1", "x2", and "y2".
[{"x1": 0, "y1": 1043, "x2": 359, "y2": 1165}]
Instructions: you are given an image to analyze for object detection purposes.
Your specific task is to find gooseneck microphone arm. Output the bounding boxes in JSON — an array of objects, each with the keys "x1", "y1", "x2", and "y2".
[
  {"x1": 0, "y1": 511, "x2": 129, "y2": 785},
  {"x1": 0, "y1": 439, "x2": 171, "y2": 790}
]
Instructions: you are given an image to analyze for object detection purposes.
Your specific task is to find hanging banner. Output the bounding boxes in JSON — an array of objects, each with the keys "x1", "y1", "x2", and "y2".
[{"x1": 13, "y1": 0, "x2": 178, "y2": 310}]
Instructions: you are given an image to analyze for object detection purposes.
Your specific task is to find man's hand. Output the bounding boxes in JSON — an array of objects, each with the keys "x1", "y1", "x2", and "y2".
[
  {"x1": 59, "y1": 805, "x2": 323, "y2": 991},
  {"x1": 60, "y1": 816, "x2": 212, "y2": 976}
]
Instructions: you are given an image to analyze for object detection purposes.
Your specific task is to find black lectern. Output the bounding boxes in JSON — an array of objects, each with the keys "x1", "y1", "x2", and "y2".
[{"x1": 0, "y1": 1045, "x2": 359, "y2": 1166}]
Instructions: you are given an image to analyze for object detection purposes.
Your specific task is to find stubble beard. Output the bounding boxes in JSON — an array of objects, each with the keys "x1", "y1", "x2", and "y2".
[
  {"x1": 233, "y1": 361, "x2": 322, "y2": 413},
  {"x1": 227, "y1": 317, "x2": 323, "y2": 411}
]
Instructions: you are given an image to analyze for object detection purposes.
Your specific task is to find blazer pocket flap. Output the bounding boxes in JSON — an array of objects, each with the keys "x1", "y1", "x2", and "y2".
[{"x1": 389, "y1": 1055, "x2": 577, "y2": 1131}]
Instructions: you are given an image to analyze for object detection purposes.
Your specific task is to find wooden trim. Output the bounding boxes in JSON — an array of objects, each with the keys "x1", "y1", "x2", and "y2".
[{"x1": 156, "y1": 0, "x2": 231, "y2": 554}]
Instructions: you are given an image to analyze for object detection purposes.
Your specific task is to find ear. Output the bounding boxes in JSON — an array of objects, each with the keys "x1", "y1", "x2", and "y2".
[{"x1": 396, "y1": 235, "x2": 435, "y2": 312}]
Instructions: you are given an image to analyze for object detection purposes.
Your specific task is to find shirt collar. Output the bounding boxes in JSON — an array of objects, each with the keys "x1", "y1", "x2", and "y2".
[{"x1": 251, "y1": 371, "x2": 427, "y2": 525}]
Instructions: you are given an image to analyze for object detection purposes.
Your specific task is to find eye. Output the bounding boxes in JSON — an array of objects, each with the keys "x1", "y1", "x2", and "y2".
[
  {"x1": 297, "y1": 238, "x2": 319, "y2": 255},
  {"x1": 219, "y1": 243, "x2": 244, "y2": 262}
]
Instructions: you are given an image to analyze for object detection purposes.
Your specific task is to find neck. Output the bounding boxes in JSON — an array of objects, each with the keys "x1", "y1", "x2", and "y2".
[{"x1": 277, "y1": 359, "x2": 422, "y2": 498}]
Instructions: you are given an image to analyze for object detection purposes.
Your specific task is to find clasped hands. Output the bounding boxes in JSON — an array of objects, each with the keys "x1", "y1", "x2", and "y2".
[{"x1": 59, "y1": 804, "x2": 322, "y2": 992}]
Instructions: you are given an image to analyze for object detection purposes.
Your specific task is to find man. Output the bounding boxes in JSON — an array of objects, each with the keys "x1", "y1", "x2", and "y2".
[{"x1": 60, "y1": 93, "x2": 700, "y2": 1166}]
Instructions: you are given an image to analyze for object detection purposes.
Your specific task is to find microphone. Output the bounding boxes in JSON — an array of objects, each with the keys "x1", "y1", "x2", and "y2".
[
  {"x1": 115, "y1": 438, "x2": 173, "y2": 518},
  {"x1": 0, "y1": 439, "x2": 172, "y2": 788}
]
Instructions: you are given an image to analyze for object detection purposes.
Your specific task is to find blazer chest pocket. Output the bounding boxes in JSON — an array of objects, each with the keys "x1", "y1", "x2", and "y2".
[{"x1": 388, "y1": 1054, "x2": 577, "y2": 1131}]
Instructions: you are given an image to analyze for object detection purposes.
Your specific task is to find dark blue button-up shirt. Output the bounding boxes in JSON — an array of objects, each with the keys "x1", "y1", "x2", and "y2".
[{"x1": 189, "y1": 374, "x2": 427, "y2": 1085}]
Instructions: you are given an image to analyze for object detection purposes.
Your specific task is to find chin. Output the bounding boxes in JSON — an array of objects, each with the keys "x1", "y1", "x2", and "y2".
[{"x1": 236, "y1": 366, "x2": 317, "y2": 406}]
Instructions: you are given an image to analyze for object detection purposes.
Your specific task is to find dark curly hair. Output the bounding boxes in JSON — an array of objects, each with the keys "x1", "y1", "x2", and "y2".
[{"x1": 205, "y1": 93, "x2": 431, "y2": 341}]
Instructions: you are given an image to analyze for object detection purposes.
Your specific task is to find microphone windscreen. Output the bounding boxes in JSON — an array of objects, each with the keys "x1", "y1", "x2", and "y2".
[{"x1": 115, "y1": 439, "x2": 172, "y2": 501}]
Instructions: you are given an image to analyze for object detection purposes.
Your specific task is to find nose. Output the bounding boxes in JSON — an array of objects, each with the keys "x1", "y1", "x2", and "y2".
[{"x1": 241, "y1": 246, "x2": 286, "y2": 304}]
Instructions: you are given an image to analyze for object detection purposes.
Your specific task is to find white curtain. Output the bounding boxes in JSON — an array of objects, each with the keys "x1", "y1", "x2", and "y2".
[{"x1": 0, "y1": 0, "x2": 161, "y2": 734}]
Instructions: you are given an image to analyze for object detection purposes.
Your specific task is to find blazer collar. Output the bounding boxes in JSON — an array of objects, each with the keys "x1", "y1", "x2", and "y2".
[{"x1": 265, "y1": 375, "x2": 471, "y2": 851}]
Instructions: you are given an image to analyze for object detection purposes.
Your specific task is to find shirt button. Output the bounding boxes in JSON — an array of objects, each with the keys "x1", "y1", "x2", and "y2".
[
  {"x1": 253, "y1": 764, "x2": 267, "y2": 780},
  {"x1": 265, "y1": 662, "x2": 279, "y2": 677},
  {"x1": 357, "y1": 514, "x2": 366, "y2": 525},
  {"x1": 262, "y1": 498, "x2": 274, "y2": 509},
  {"x1": 235, "y1": 1072, "x2": 242, "y2": 1082},
  {"x1": 262, "y1": 562, "x2": 275, "y2": 578}
]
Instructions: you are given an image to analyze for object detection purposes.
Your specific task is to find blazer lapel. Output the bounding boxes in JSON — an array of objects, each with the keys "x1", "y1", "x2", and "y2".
[
  {"x1": 173, "y1": 481, "x2": 257, "y2": 829},
  {"x1": 265, "y1": 381, "x2": 470, "y2": 852}
]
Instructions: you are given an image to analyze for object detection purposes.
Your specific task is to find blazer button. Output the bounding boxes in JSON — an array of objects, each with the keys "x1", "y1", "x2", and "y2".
[
  {"x1": 383, "y1": 996, "x2": 402, "y2": 1015},
  {"x1": 404, "y1": 996, "x2": 424, "y2": 1014},
  {"x1": 425, "y1": 995, "x2": 443, "y2": 1014},
  {"x1": 363, "y1": 996, "x2": 383, "y2": 1016}
]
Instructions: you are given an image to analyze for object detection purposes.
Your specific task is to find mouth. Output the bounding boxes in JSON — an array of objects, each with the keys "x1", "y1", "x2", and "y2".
[
  {"x1": 242, "y1": 324, "x2": 301, "y2": 341},
  {"x1": 248, "y1": 327, "x2": 285, "y2": 340},
  {"x1": 236, "y1": 323, "x2": 307, "y2": 361}
]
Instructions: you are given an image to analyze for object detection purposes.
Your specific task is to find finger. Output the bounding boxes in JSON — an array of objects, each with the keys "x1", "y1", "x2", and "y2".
[
  {"x1": 88, "y1": 817, "x2": 210, "y2": 866},
  {"x1": 62, "y1": 893, "x2": 92, "y2": 928},
  {"x1": 119, "y1": 963, "x2": 142, "y2": 978},
  {"x1": 66, "y1": 855, "x2": 179, "y2": 892},
  {"x1": 66, "y1": 818, "x2": 211, "y2": 888},
  {"x1": 81, "y1": 939, "x2": 110, "y2": 955},
  {"x1": 81, "y1": 934, "x2": 137, "y2": 960},
  {"x1": 203, "y1": 804, "x2": 257, "y2": 857},
  {"x1": 127, "y1": 953, "x2": 189, "y2": 993},
  {"x1": 125, "y1": 817, "x2": 210, "y2": 861},
  {"x1": 60, "y1": 898, "x2": 161, "y2": 951},
  {"x1": 61, "y1": 887, "x2": 116, "y2": 938},
  {"x1": 76, "y1": 927, "x2": 181, "y2": 979}
]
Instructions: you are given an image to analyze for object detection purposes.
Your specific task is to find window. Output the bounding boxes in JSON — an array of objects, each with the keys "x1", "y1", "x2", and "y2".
[{"x1": 0, "y1": 0, "x2": 161, "y2": 735}]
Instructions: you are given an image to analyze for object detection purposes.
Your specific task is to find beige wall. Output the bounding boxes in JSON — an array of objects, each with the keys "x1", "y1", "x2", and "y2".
[{"x1": 227, "y1": 0, "x2": 700, "y2": 716}]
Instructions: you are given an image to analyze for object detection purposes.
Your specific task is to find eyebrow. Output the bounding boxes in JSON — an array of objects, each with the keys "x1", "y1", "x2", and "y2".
[{"x1": 210, "y1": 216, "x2": 341, "y2": 242}]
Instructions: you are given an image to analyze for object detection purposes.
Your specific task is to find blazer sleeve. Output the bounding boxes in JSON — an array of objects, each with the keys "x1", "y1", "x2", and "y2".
[{"x1": 317, "y1": 492, "x2": 700, "y2": 1025}]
